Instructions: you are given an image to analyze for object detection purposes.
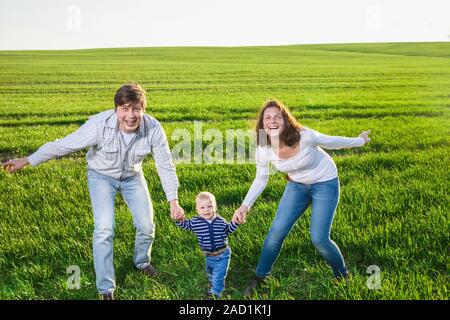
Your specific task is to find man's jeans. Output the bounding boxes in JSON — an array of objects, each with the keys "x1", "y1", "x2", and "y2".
[
  {"x1": 205, "y1": 247, "x2": 231, "y2": 297},
  {"x1": 87, "y1": 169, "x2": 155, "y2": 294},
  {"x1": 256, "y1": 177, "x2": 347, "y2": 278}
]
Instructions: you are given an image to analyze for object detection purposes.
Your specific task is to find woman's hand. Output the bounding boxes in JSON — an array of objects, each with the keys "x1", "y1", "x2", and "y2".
[
  {"x1": 359, "y1": 129, "x2": 372, "y2": 144},
  {"x1": 2, "y1": 157, "x2": 29, "y2": 173},
  {"x1": 232, "y1": 205, "x2": 249, "y2": 224}
]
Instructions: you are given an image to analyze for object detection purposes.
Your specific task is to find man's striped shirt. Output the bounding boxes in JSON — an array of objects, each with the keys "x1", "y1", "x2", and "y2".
[{"x1": 27, "y1": 109, "x2": 179, "y2": 200}]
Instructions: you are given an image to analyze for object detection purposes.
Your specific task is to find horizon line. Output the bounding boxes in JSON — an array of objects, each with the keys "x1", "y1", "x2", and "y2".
[{"x1": 1, "y1": 40, "x2": 448, "y2": 52}]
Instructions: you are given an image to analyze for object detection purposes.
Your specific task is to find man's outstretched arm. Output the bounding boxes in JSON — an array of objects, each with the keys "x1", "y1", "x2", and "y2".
[
  {"x1": 150, "y1": 122, "x2": 185, "y2": 221},
  {"x1": 2, "y1": 116, "x2": 98, "y2": 173}
]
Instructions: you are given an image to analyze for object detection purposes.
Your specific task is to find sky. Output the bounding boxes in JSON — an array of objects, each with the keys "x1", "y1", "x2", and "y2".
[{"x1": 0, "y1": 0, "x2": 449, "y2": 50}]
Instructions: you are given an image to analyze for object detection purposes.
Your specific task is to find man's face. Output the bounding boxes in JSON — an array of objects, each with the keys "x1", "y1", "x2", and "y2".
[{"x1": 116, "y1": 103, "x2": 144, "y2": 133}]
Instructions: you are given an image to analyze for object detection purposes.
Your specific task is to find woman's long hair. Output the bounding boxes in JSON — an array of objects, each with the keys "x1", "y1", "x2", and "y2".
[{"x1": 256, "y1": 99, "x2": 303, "y2": 147}]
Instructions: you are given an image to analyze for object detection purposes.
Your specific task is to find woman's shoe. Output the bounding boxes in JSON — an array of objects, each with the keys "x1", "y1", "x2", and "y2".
[{"x1": 244, "y1": 275, "x2": 266, "y2": 297}]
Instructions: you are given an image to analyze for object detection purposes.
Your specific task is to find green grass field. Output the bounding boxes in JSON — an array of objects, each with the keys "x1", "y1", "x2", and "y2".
[{"x1": 0, "y1": 42, "x2": 449, "y2": 300}]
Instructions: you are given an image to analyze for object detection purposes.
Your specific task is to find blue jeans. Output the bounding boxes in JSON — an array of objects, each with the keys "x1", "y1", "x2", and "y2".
[
  {"x1": 256, "y1": 177, "x2": 347, "y2": 278},
  {"x1": 87, "y1": 169, "x2": 155, "y2": 294},
  {"x1": 205, "y1": 247, "x2": 231, "y2": 297}
]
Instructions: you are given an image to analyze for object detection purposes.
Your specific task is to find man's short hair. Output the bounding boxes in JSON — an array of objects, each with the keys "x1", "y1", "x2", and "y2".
[{"x1": 114, "y1": 83, "x2": 147, "y2": 110}]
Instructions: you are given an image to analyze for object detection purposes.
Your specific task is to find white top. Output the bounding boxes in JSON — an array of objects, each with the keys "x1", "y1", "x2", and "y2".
[
  {"x1": 120, "y1": 130, "x2": 136, "y2": 146},
  {"x1": 242, "y1": 127, "x2": 365, "y2": 207}
]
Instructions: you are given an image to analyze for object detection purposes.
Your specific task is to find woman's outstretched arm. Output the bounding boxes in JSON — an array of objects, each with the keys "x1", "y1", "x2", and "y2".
[
  {"x1": 232, "y1": 147, "x2": 270, "y2": 224},
  {"x1": 308, "y1": 128, "x2": 371, "y2": 149}
]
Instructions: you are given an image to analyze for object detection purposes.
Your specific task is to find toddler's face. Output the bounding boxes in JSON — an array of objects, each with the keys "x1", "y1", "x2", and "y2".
[{"x1": 196, "y1": 198, "x2": 216, "y2": 220}]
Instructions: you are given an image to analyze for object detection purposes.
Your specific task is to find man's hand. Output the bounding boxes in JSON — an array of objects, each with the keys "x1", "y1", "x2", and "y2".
[
  {"x1": 232, "y1": 205, "x2": 249, "y2": 224},
  {"x1": 2, "y1": 157, "x2": 29, "y2": 173},
  {"x1": 359, "y1": 129, "x2": 372, "y2": 144},
  {"x1": 169, "y1": 199, "x2": 185, "y2": 222}
]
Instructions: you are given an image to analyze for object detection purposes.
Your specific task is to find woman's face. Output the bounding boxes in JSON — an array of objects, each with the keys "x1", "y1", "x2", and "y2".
[{"x1": 263, "y1": 106, "x2": 285, "y2": 138}]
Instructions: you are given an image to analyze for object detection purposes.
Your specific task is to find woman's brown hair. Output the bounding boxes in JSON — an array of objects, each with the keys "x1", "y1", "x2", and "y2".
[{"x1": 256, "y1": 99, "x2": 303, "y2": 147}]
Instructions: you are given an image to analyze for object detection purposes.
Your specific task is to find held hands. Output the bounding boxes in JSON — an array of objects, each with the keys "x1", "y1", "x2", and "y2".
[
  {"x1": 169, "y1": 199, "x2": 185, "y2": 222},
  {"x1": 358, "y1": 129, "x2": 372, "y2": 145},
  {"x1": 232, "y1": 205, "x2": 249, "y2": 224},
  {"x1": 2, "y1": 157, "x2": 29, "y2": 173}
]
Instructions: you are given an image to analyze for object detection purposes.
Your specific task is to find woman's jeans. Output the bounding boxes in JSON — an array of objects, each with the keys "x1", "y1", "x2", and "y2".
[
  {"x1": 256, "y1": 177, "x2": 347, "y2": 278},
  {"x1": 87, "y1": 169, "x2": 155, "y2": 294},
  {"x1": 205, "y1": 247, "x2": 232, "y2": 297}
]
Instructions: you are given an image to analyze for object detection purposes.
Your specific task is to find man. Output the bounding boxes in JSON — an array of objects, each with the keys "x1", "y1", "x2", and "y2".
[{"x1": 3, "y1": 83, "x2": 185, "y2": 300}]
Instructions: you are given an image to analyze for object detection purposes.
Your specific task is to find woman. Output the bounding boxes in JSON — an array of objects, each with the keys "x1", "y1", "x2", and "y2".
[{"x1": 232, "y1": 99, "x2": 371, "y2": 295}]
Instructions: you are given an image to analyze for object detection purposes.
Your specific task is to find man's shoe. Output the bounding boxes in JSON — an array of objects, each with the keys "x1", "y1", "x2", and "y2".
[
  {"x1": 100, "y1": 292, "x2": 115, "y2": 300},
  {"x1": 138, "y1": 264, "x2": 158, "y2": 277},
  {"x1": 244, "y1": 275, "x2": 266, "y2": 297},
  {"x1": 206, "y1": 292, "x2": 220, "y2": 300}
]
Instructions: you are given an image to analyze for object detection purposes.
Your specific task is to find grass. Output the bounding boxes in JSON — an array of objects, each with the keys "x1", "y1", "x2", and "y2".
[{"x1": 0, "y1": 42, "x2": 449, "y2": 299}]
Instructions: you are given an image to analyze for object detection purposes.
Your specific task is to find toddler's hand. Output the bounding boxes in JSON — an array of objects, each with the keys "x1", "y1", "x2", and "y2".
[{"x1": 173, "y1": 216, "x2": 185, "y2": 222}]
